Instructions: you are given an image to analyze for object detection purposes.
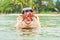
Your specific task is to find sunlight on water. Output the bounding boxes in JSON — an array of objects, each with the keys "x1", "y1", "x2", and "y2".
[{"x1": 0, "y1": 16, "x2": 60, "y2": 40}]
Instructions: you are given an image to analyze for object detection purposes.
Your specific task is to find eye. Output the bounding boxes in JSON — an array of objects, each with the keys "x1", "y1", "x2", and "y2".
[
  {"x1": 30, "y1": 10, "x2": 33, "y2": 12},
  {"x1": 25, "y1": 10, "x2": 33, "y2": 12},
  {"x1": 25, "y1": 10, "x2": 29, "y2": 12}
]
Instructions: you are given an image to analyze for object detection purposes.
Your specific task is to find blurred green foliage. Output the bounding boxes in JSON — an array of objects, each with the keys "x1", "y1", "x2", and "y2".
[{"x1": 0, "y1": 0, "x2": 60, "y2": 14}]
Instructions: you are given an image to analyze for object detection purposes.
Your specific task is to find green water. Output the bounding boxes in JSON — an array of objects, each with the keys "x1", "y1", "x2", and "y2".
[{"x1": 0, "y1": 15, "x2": 60, "y2": 40}]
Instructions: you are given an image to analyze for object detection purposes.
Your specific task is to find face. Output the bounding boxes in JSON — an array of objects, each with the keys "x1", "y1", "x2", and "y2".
[{"x1": 23, "y1": 10, "x2": 33, "y2": 24}]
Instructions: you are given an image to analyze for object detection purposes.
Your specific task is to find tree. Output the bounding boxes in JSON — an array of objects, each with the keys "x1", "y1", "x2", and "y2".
[{"x1": 56, "y1": 0, "x2": 60, "y2": 11}]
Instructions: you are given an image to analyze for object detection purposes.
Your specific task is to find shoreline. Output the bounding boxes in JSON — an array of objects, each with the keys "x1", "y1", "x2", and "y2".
[{"x1": 0, "y1": 14, "x2": 60, "y2": 16}]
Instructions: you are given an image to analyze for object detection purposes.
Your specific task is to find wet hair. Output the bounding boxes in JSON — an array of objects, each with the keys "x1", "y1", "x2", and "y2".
[{"x1": 22, "y1": 7, "x2": 33, "y2": 14}]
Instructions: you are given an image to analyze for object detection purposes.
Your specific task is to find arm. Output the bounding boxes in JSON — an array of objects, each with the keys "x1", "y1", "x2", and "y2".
[
  {"x1": 33, "y1": 15, "x2": 41, "y2": 29},
  {"x1": 16, "y1": 15, "x2": 23, "y2": 30}
]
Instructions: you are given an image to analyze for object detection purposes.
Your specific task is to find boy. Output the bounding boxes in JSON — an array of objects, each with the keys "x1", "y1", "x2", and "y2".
[{"x1": 16, "y1": 7, "x2": 41, "y2": 32}]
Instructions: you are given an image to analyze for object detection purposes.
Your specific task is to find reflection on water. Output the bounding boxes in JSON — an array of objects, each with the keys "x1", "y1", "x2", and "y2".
[{"x1": 0, "y1": 16, "x2": 60, "y2": 40}]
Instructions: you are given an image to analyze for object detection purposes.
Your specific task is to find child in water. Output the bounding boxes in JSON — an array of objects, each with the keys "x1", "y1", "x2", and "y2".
[{"x1": 16, "y1": 7, "x2": 41, "y2": 32}]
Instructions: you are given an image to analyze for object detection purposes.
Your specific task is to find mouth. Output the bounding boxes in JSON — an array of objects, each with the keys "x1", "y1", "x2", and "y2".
[{"x1": 25, "y1": 21, "x2": 31, "y2": 24}]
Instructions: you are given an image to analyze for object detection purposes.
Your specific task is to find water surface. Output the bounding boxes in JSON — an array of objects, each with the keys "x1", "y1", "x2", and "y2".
[{"x1": 0, "y1": 15, "x2": 60, "y2": 40}]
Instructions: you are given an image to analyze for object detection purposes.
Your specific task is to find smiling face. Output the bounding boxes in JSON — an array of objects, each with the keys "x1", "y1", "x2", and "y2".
[{"x1": 23, "y1": 10, "x2": 34, "y2": 24}]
